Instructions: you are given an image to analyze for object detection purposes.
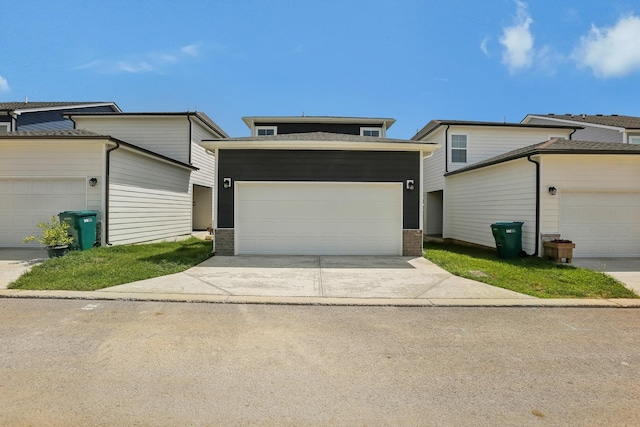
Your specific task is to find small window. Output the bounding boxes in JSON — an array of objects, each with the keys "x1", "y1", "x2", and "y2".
[
  {"x1": 451, "y1": 134, "x2": 467, "y2": 163},
  {"x1": 360, "y1": 127, "x2": 382, "y2": 137},
  {"x1": 256, "y1": 126, "x2": 277, "y2": 136},
  {"x1": 630, "y1": 136, "x2": 640, "y2": 145},
  {"x1": 0, "y1": 123, "x2": 9, "y2": 133}
]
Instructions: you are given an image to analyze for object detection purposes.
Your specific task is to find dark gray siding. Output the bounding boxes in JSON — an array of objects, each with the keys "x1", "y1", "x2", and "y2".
[
  {"x1": 256, "y1": 122, "x2": 369, "y2": 135},
  {"x1": 217, "y1": 150, "x2": 421, "y2": 229},
  {"x1": 526, "y1": 117, "x2": 623, "y2": 143},
  {"x1": 17, "y1": 105, "x2": 116, "y2": 131}
]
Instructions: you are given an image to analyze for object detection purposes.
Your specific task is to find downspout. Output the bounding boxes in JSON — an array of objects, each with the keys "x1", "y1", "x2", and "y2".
[
  {"x1": 444, "y1": 125, "x2": 450, "y2": 173},
  {"x1": 105, "y1": 141, "x2": 121, "y2": 245},
  {"x1": 187, "y1": 114, "x2": 194, "y2": 164},
  {"x1": 569, "y1": 128, "x2": 577, "y2": 140},
  {"x1": 526, "y1": 155, "x2": 540, "y2": 256}
]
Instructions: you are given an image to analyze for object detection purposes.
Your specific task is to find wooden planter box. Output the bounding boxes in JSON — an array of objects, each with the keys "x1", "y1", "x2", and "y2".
[{"x1": 543, "y1": 241, "x2": 576, "y2": 263}]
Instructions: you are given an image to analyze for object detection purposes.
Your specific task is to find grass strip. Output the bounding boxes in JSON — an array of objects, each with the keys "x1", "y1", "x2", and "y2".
[
  {"x1": 424, "y1": 242, "x2": 637, "y2": 299},
  {"x1": 9, "y1": 238, "x2": 213, "y2": 291}
]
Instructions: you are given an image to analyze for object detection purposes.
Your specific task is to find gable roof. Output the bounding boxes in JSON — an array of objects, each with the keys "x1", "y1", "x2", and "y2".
[
  {"x1": 0, "y1": 101, "x2": 121, "y2": 114},
  {"x1": 66, "y1": 111, "x2": 229, "y2": 138},
  {"x1": 523, "y1": 114, "x2": 640, "y2": 130},
  {"x1": 445, "y1": 139, "x2": 640, "y2": 176},
  {"x1": 412, "y1": 120, "x2": 581, "y2": 140},
  {"x1": 242, "y1": 116, "x2": 396, "y2": 129},
  {"x1": 201, "y1": 131, "x2": 439, "y2": 152}
]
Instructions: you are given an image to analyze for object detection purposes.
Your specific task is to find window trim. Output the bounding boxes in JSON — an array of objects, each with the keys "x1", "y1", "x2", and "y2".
[
  {"x1": 360, "y1": 127, "x2": 382, "y2": 137},
  {"x1": 629, "y1": 135, "x2": 640, "y2": 145},
  {"x1": 0, "y1": 123, "x2": 9, "y2": 133},
  {"x1": 450, "y1": 134, "x2": 468, "y2": 164},
  {"x1": 255, "y1": 126, "x2": 277, "y2": 137}
]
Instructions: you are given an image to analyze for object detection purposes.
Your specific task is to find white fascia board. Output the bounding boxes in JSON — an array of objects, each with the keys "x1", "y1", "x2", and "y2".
[
  {"x1": 200, "y1": 140, "x2": 441, "y2": 153},
  {"x1": 523, "y1": 115, "x2": 624, "y2": 131}
]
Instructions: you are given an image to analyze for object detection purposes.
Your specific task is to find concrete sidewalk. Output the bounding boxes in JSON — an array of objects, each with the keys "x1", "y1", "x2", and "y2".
[{"x1": 2, "y1": 255, "x2": 639, "y2": 307}]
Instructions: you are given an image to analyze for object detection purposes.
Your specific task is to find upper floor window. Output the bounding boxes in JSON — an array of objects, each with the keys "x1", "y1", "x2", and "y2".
[
  {"x1": 360, "y1": 127, "x2": 382, "y2": 137},
  {"x1": 256, "y1": 126, "x2": 277, "y2": 136},
  {"x1": 0, "y1": 123, "x2": 9, "y2": 133},
  {"x1": 451, "y1": 134, "x2": 468, "y2": 163},
  {"x1": 629, "y1": 136, "x2": 640, "y2": 145}
]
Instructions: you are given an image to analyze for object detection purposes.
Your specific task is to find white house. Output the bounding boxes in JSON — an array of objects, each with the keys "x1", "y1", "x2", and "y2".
[
  {"x1": 412, "y1": 120, "x2": 580, "y2": 239},
  {"x1": 0, "y1": 111, "x2": 228, "y2": 247},
  {"x1": 443, "y1": 139, "x2": 640, "y2": 257}
]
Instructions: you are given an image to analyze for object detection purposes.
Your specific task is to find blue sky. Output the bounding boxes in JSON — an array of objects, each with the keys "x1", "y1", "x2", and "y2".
[{"x1": 2, "y1": 0, "x2": 640, "y2": 138}]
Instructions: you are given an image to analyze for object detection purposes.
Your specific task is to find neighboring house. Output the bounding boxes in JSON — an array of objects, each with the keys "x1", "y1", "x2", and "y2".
[
  {"x1": 0, "y1": 110, "x2": 228, "y2": 247},
  {"x1": 200, "y1": 116, "x2": 440, "y2": 256},
  {"x1": 412, "y1": 120, "x2": 581, "y2": 238},
  {"x1": 0, "y1": 101, "x2": 120, "y2": 132},
  {"x1": 443, "y1": 140, "x2": 640, "y2": 257},
  {"x1": 522, "y1": 113, "x2": 640, "y2": 144}
]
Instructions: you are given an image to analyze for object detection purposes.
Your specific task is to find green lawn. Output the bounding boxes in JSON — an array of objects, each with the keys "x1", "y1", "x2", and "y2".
[
  {"x1": 9, "y1": 238, "x2": 213, "y2": 291},
  {"x1": 424, "y1": 242, "x2": 637, "y2": 299}
]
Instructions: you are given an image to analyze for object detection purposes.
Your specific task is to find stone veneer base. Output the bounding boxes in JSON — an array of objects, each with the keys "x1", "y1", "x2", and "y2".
[{"x1": 214, "y1": 229, "x2": 235, "y2": 256}]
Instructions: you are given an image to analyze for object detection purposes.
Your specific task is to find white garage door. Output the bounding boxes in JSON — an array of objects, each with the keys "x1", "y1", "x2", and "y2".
[
  {"x1": 235, "y1": 182, "x2": 403, "y2": 255},
  {"x1": 560, "y1": 192, "x2": 640, "y2": 257},
  {"x1": 0, "y1": 178, "x2": 87, "y2": 247}
]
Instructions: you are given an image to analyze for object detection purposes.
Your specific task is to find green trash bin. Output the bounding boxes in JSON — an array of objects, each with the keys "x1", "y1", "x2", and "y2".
[
  {"x1": 490, "y1": 222, "x2": 524, "y2": 259},
  {"x1": 59, "y1": 210, "x2": 98, "y2": 251}
]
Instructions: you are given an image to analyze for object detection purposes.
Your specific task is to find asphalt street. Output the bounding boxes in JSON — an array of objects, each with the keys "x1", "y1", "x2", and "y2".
[{"x1": 1, "y1": 299, "x2": 639, "y2": 426}]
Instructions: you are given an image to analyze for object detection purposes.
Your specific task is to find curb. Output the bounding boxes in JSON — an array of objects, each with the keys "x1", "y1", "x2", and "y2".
[{"x1": 1, "y1": 290, "x2": 639, "y2": 308}]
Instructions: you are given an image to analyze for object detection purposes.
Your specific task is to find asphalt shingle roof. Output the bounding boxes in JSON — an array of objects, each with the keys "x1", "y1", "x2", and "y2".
[
  {"x1": 206, "y1": 131, "x2": 428, "y2": 144},
  {"x1": 446, "y1": 139, "x2": 640, "y2": 176},
  {"x1": 412, "y1": 120, "x2": 581, "y2": 140},
  {"x1": 529, "y1": 114, "x2": 640, "y2": 129},
  {"x1": 0, "y1": 129, "x2": 105, "y2": 138}
]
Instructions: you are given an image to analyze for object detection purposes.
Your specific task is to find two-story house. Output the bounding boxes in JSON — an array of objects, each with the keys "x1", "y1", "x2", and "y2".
[
  {"x1": 199, "y1": 116, "x2": 440, "y2": 256},
  {"x1": 414, "y1": 119, "x2": 640, "y2": 258},
  {"x1": 413, "y1": 120, "x2": 579, "y2": 239},
  {"x1": 0, "y1": 106, "x2": 228, "y2": 248}
]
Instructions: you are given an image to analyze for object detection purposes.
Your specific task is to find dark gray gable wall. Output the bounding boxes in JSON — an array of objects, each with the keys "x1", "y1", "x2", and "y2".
[
  {"x1": 217, "y1": 149, "x2": 421, "y2": 228},
  {"x1": 17, "y1": 105, "x2": 117, "y2": 131},
  {"x1": 256, "y1": 122, "x2": 371, "y2": 135}
]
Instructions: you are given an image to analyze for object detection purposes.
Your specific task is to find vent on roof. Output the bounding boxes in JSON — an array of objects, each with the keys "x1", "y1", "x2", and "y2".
[
  {"x1": 596, "y1": 114, "x2": 603, "y2": 116},
  {"x1": 548, "y1": 113, "x2": 555, "y2": 116},
  {"x1": 611, "y1": 114, "x2": 618, "y2": 116}
]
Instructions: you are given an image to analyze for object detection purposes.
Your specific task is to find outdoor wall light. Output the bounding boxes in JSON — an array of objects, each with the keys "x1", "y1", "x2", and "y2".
[
  {"x1": 89, "y1": 177, "x2": 98, "y2": 187},
  {"x1": 548, "y1": 186, "x2": 557, "y2": 195},
  {"x1": 406, "y1": 179, "x2": 415, "y2": 191},
  {"x1": 223, "y1": 177, "x2": 232, "y2": 189}
]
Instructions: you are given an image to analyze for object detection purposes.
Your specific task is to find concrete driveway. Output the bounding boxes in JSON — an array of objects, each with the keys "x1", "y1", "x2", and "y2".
[
  {"x1": 572, "y1": 258, "x2": 640, "y2": 295},
  {"x1": 99, "y1": 256, "x2": 534, "y2": 300},
  {"x1": 0, "y1": 248, "x2": 47, "y2": 289}
]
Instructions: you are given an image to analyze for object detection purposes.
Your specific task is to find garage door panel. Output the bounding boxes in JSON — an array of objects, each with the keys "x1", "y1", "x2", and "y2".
[
  {"x1": 560, "y1": 192, "x2": 640, "y2": 257},
  {"x1": 236, "y1": 182, "x2": 402, "y2": 255},
  {"x1": 0, "y1": 178, "x2": 87, "y2": 247}
]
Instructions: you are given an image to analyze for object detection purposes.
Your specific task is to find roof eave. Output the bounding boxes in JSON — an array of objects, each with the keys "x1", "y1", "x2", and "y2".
[{"x1": 200, "y1": 140, "x2": 440, "y2": 152}]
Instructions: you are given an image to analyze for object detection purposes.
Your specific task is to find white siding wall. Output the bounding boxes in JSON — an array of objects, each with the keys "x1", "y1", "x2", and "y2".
[
  {"x1": 447, "y1": 126, "x2": 572, "y2": 173},
  {"x1": 190, "y1": 122, "x2": 217, "y2": 186},
  {"x1": 108, "y1": 148, "x2": 192, "y2": 245},
  {"x1": 74, "y1": 116, "x2": 190, "y2": 163},
  {"x1": 423, "y1": 128, "x2": 446, "y2": 192},
  {"x1": 525, "y1": 117, "x2": 623, "y2": 143},
  {"x1": 445, "y1": 159, "x2": 537, "y2": 254},
  {"x1": 540, "y1": 155, "x2": 640, "y2": 233},
  {"x1": 0, "y1": 140, "x2": 103, "y2": 210}
]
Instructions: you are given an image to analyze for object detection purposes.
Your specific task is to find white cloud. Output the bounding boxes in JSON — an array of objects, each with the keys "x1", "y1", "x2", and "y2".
[
  {"x1": 181, "y1": 44, "x2": 199, "y2": 56},
  {"x1": 76, "y1": 43, "x2": 201, "y2": 74},
  {"x1": 499, "y1": 1, "x2": 535, "y2": 73},
  {"x1": 0, "y1": 75, "x2": 10, "y2": 92},
  {"x1": 573, "y1": 14, "x2": 640, "y2": 78},
  {"x1": 480, "y1": 37, "x2": 490, "y2": 56}
]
